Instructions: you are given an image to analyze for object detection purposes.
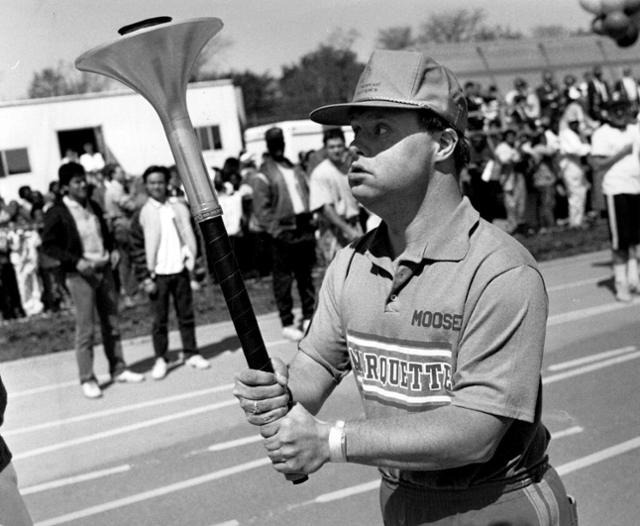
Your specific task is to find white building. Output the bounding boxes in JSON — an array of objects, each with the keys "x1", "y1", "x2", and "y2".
[
  {"x1": 244, "y1": 119, "x2": 353, "y2": 166},
  {"x1": 0, "y1": 79, "x2": 245, "y2": 200}
]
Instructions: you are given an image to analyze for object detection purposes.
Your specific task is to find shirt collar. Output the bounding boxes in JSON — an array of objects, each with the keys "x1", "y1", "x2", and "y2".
[
  {"x1": 365, "y1": 197, "x2": 479, "y2": 269},
  {"x1": 63, "y1": 196, "x2": 86, "y2": 210},
  {"x1": 148, "y1": 197, "x2": 166, "y2": 208}
]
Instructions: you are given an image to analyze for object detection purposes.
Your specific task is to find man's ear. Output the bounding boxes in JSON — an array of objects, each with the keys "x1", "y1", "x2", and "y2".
[{"x1": 434, "y1": 129, "x2": 458, "y2": 163}]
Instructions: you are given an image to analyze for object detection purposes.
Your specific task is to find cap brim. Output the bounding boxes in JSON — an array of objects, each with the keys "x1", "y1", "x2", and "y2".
[{"x1": 309, "y1": 100, "x2": 420, "y2": 125}]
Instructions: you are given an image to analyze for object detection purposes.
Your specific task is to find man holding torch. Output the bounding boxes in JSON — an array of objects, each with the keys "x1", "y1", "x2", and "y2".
[{"x1": 234, "y1": 49, "x2": 576, "y2": 525}]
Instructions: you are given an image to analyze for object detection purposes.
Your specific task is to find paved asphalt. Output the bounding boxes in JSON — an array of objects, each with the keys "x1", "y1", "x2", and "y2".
[{"x1": 1, "y1": 249, "x2": 639, "y2": 525}]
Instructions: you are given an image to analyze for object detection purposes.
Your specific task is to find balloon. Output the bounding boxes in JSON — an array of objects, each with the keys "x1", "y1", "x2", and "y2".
[
  {"x1": 617, "y1": 22, "x2": 640, "y2": 46},
  {"x1": 580, "y1": 0, "x2": 603, "y2": 14},
  {"x1": 603, "y1": 10, "x2": 632, "y2": 37},
  {"x1": 601, "y1": 0, "x2": 627, "y2": 13},
  {"x1": 592, "y1": 14, "x2": 608, "y2": 34}
]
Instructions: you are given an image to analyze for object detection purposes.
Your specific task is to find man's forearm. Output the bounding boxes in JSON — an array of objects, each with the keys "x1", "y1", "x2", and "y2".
[
  {"x1": 287, "y1": 352, "x2": 339, "y2": 416},
  {"x1": 342, "y1": 405, "x2": 511, "y2": 471}
]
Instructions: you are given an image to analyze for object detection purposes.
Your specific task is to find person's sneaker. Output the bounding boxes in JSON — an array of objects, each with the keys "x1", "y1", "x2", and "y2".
[
  {"x1": 616, "y1": 287, "x2": 633, "y2": 302},
  {"x1": 282, "y1": 325, "x2": 304, "y2": 342},
  {"x1": 115, "y1": 369, "x2": 145, "y2": 383},
  {"x1": 151, "y1": 358, "x2": 168, "y2": 380},
  {"x1": 185, "y1": 354, "x2": 210, "y2": 370},
  {"x1": 81, "y1": 380, "x2": 102, "y2": 399}
]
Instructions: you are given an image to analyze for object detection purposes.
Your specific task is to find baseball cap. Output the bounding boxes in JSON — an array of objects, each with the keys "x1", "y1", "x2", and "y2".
[{"x1": 309, "y1": 49, "x2": 467, "y2": 133}]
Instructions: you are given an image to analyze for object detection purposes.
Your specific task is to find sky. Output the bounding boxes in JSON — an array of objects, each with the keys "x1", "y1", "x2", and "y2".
[{"x1": 0, "y1": 0, "x2": 594, "y2": 101}]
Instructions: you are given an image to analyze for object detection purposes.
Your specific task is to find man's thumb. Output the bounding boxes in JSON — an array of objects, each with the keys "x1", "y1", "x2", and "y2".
[{"x1": 271, "y1": 357, "x2": 289, "y2": 386}]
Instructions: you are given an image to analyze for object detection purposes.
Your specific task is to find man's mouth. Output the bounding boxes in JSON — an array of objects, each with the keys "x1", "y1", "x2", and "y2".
[{"x1": 348, "y1": 166, "x2": 368, "y2": 186}]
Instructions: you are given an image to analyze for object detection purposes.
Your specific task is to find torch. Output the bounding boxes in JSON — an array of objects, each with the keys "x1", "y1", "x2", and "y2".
[{"x1": 75, "y1": 16, "x2": 307, "y2": 484}]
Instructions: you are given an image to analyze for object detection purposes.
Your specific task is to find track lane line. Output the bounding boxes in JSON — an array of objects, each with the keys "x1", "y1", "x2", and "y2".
[
  {"x1": 33, "y1": 458, "x2": 270, "y2": 526},
  {"x1": 20, "y1": 465, "x2": 131, "y2": 495},
  {"x1": 14, "y1": 400, "x2": 237, "y2": 460},
  {"x1": 557, "y1": 436, "x2": 640, "y2": 476},
  {"x1": 550, "y1": 426, "x2": 583, "y2": 440},
  {"x1": 543, "y1": 351, "x2": 640, "y2": 385},
  {"x1": 547, "y1": 346, "x2": 636, "y2": 372},
  {"x1": 546, "y1": 275, "x2": 608, "y2": 292},
  {"x1": 208, "y1": 435, "x2": 261, "y2": 452},
  {"x1": 547, "y1": 298, "x2": 640, "y2": 326},
  {"x1": 7, "y1": 338, "x2": 289, "y2": 398},
  {"x1": 4, "y1": 383, "x2": 234, "y2": 436}
]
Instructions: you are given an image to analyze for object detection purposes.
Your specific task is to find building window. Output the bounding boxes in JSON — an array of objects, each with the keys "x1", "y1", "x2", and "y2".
[
  {"x1": 195, "y1": 125, "x2": 223, "y2": 151},
  {"x1": 0, "y1": 148, "x2": 31, "y2": 177}
]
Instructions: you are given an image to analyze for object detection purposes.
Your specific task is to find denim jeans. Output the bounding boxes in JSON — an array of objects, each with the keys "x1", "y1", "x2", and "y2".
[
  {"x1": 66, "y1": 266, "x2": 126, "y2": 383},
  {"x1": 149, "y1": 270, "x2": 197, "y2": 360}
]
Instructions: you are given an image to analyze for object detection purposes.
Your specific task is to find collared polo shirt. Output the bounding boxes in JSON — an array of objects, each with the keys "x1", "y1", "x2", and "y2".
[{"x1": 300, "y1": 197, "x2": 550, "y2": 489}]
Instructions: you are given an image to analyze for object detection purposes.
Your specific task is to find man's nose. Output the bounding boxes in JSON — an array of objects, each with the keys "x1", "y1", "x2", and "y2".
[{"x1": 348, "y1": 143, "x2": 362, "y2": 158}]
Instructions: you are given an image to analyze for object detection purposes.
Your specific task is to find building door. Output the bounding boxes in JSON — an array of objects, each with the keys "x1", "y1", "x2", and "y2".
[{"x1": 57, "y1": 127, "x2": 103, "y2": 163}]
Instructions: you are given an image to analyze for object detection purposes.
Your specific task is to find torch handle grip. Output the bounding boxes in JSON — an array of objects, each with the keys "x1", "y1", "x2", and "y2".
[
  {"x1": 198, "y1": 216, "x2": 272, "y2": 371},
  {"x1": 198, "y1": 217, "x2": 308, "y2": 484}
]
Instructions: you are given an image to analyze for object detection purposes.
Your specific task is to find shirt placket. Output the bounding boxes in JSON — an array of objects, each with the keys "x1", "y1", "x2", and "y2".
[{"x1": 385, "y1": 263, "x2": 415, "y2": 313}]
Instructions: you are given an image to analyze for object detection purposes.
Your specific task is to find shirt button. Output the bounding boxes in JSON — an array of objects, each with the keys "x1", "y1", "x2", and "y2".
[{"x1": 389, "y1": 294, "x2": 398, "y2": 302}]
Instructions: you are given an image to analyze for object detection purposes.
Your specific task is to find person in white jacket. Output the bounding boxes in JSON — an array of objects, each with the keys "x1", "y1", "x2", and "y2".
[
  {"x1": 559, "y1": 119, "x2": 591, "y2": 228},
  {"x1": 132, "y1": 165, "x2": 210, "y2": 379}
]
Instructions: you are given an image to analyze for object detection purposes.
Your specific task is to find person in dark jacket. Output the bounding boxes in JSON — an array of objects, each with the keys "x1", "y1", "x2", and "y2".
[
  {"x1": 41, "y1": 162, "x2": 144, "y2": 399},
  {"x1": 251, "y1": 127, "x2": 317, "y2": 342}
]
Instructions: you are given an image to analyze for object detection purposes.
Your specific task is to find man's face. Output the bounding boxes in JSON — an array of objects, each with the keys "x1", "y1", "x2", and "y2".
[
  {"x1": 145, "y1": 171, "x2": 168, "y2": 202},
  {"x1": 347, "y1": 109, "x2": 437, "y2": 215},
  {"x1": 505, "y1": 131, "x2": 517, "y2": 146},
  {"x1": 66, "y1": 175, "x2": 88, "y2": 202},
  {"x1": 326, "y1": 137, "x2": 346, "y2": 164}
]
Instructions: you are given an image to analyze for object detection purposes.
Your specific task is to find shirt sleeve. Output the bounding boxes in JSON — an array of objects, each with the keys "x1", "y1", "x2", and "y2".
[
  {"x1": 298, "y1": 248, "x2": 353, "y2": 382},
  {"x1": 589, "y1": 129, "x2": 612, "y2": 157},
  {"x1": 451, "y1": 265, "x2": 547, "y2": 423},
  {"x1": 308, "y1": 165, "x2": 333, "y2": 213}
]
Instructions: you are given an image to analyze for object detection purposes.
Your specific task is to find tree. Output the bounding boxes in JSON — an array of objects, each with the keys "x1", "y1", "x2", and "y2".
[
  {"x1": 418, "y1": 8, "x2": 486, "y2": 44},
  {"x1": 531, "y1": 25, "x2": 571, "y2": 39},
  {"x1": 28, "y1": 61, "x2": 112, "y2": 99},
  {"x1": 325, "y1": 27, "x2": 361, "y2": 51},
  {"x1": 474, "y1": 25, "x2": 524, "y2": 41},
  {"x1": 190, "y1": 35, "x2": 234, "y2": 81},
  {"x1": 278, "y1": 44, "x2": 363, "y2": 120},
  {"x1": 231, "y1": 70, "x2": 279, "y2": 126},
  {"x1": 376, "y1": 26, "x2": 416, "y2": 50}
]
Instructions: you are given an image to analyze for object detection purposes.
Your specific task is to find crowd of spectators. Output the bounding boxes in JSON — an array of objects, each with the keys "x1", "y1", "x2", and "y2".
[
  {"x1": 459, "y1": 64, "x2": 640, "y2": 236},
  {"x1": 2, "y1": 63, "x2": 639, "y2": 325}
]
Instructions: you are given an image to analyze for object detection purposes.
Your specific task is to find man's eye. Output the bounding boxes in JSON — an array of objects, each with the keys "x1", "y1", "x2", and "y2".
[{"x1": 374, "y1": 124, "x2": 389, "y2": 136}]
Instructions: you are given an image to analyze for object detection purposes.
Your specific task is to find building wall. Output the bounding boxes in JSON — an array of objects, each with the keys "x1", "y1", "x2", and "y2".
[{"x1": 0, "y1": 80, "x2": 243, "y2": 200}]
